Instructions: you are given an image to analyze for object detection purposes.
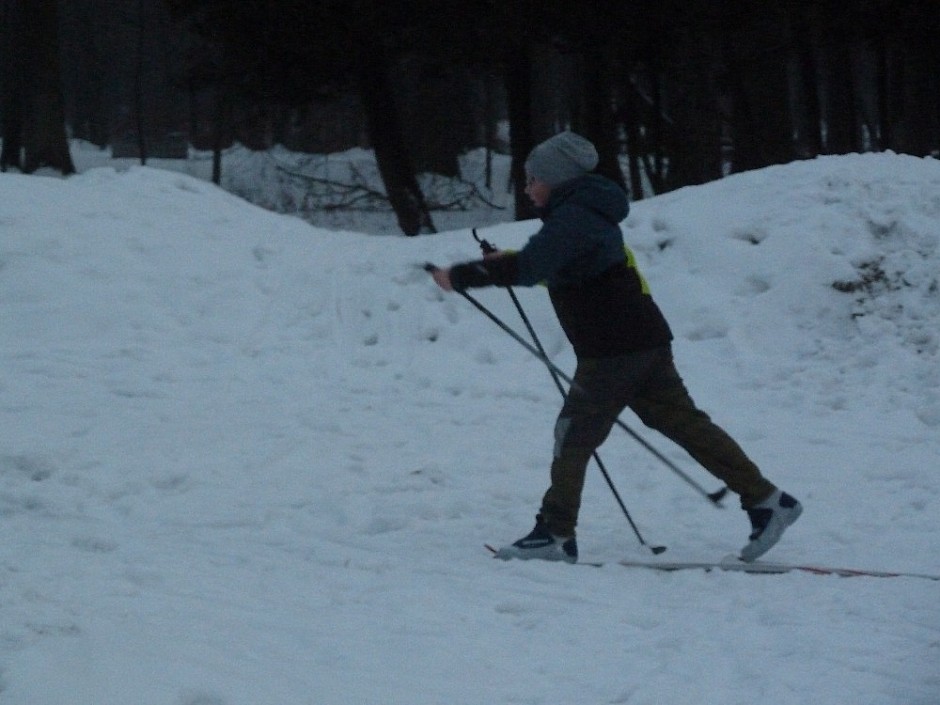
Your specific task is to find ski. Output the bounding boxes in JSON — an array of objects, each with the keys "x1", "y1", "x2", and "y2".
[
  {"x1": 485, "y1": 545, "x2": 940, "y2": 580},
  {"x1": 614, "y1": 557, "x2": 940, "y2": 580}
]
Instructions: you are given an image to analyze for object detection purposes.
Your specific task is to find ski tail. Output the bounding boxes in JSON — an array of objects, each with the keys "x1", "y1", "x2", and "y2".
[
  {"x1": 486, "y1": 545, "x2": 940, "y2": 580},
  {"x1": 616, "y1": 556, "x2": 940, "y2": 580}
]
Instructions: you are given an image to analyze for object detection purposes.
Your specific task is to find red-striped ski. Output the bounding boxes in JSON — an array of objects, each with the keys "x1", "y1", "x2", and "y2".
[{"x1": 484, "y1": 544, "x2": 940, "y2": 580}]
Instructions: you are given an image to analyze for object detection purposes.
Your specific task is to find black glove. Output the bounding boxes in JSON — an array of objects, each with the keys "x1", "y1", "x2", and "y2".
[{"x1": 450, "y1": 255, "x2": 519, "y2": 291}]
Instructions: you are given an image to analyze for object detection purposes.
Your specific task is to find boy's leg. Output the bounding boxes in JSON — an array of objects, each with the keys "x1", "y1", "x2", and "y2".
[
  {"x1": 539, "y1": 352, "x2": 659, "y2": 536},
  {"x1": 630, "y1": 353, "x2": 776, "y2": 508}
]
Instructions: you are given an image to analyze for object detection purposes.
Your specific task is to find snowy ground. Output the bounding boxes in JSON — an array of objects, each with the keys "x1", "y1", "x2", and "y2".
[{"x1": 2, "y1": 148, "x2": 939, "y2": 704}]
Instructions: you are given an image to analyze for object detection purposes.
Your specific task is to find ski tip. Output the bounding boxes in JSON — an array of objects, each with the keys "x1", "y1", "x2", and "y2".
[{"x1": 484, "y1": 543, "x2": 498, "y2": 555}]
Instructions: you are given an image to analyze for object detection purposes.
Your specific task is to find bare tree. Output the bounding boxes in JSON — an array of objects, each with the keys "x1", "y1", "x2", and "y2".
[{"x1": 354, "y1": 17, "x2": 435, "y2": 236}]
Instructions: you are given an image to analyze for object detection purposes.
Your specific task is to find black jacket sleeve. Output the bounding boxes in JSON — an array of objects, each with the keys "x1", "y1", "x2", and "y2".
[{"x1": 449, "y1": 254, "x2": 520, "y2": 291}]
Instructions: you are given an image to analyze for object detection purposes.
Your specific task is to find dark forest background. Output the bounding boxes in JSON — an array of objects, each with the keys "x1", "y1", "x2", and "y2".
[{"x1": 1, "y1": 0, "x2": 938, "y2": 234}]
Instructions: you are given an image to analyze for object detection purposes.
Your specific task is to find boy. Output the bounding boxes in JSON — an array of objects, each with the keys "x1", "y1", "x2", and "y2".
[{"x1": 429, "y1": 131, "x2": 801, "y2": 563}]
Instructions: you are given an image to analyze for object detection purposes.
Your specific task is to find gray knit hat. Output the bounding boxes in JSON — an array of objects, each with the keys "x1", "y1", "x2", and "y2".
[{"x1": 525, "y1": 131, "x2": 599, "y2": 187}]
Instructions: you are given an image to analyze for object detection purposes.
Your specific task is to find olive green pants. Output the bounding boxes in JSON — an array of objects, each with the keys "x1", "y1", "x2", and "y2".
[{"x1": 539, "y1": 346, "x2": 776, "y2": 537}]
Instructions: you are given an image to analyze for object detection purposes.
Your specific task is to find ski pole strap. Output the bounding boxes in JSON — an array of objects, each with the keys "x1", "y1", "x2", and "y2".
[{"x1": 472, "y1": 227, "x2": 497, "y2": 255}]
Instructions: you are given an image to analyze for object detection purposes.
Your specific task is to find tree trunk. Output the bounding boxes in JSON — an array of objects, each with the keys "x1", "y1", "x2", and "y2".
[
  {"x1": 503, "y1": 39, "x2": 537, "y2": 221},
  {"x1": 58, "y1": 1, "x2": 108, "y2": 148},
  {"x1": 872, "y1": 21, "x2": 892, "y2": 151},
  {"x1": 894, "y1": 1, "x2": 939, "y2": 156},
  {"x1": 1, "y1": 0, "x2": 25, "y2": 171},
  {"x1": 580, "y1": 47, "x2": 627, "y2": 192},
  {"x1": 819, "y1": 1, "x2": 858, "y2": 154},
  {"x1": 210, "y1": 85, "x2": 229, "y2": 186},
  {"x1": 721, "y1": 4, "x2": 795, "y2": 173},
  {"x1": 395, "y1": 55, "x2": 470, "y2": 178},
  {"x1": 357, "y1": 41, "x2": 435, "y2": 236},
  {"x1": 653, "y1": 17, "x2": 725, "y2": 192},
  {"x1": 648, "y1": 64, "x2": 666, "y2": 193},
  {"x1": 792, "y1": 2, "x2": 822, "y2": 158},
  {"x1": 724, "y1": 40, "x2": 793, "y2": 173},
  {"x1": 133, "y1": 0, "x2": 148, "y2": 165},
  {"x1": 16, "y1": 0, "x2": 75, "y2": 174},
  {"x1": 482, "y1": 71, "x2": 499, "y2": 190},
  {"x1": 621, "y1": 78, "x2": 645, "y2": 200}
]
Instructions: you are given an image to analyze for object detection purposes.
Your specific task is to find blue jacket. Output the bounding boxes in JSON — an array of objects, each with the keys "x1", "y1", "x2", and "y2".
[
  {"x1": 516, "y1": 174, "x2": 630, "y2": 287},
  {"x1": 451, "y1": 174, "x2": 672, "y2": 358}
]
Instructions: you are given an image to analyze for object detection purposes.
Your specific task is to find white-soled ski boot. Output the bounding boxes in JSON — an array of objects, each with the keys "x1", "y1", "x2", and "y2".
[
  {"x1": 740, "y1": 490, "x2": 803, "y2": 562},
  {"x1": 495, "y1": 519, "x2": 577, "y2": 564}
]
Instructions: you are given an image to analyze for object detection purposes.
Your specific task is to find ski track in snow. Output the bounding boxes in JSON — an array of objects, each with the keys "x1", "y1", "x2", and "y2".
[{"x1": 1, "y1": 152, "x2": 939, "y2": 704}]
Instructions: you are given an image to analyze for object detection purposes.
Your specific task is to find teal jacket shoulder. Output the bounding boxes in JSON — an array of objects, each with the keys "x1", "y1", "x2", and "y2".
[{"x1": 515, "y1": 174, "x2": 630, "y2": 287}]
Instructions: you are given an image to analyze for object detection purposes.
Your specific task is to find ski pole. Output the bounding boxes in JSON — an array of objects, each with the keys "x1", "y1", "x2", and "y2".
[
  {"x1": 424, "y1": 262, "x2": 727, "y2": 508},
  {"x1": 471, "y1": 231, "x2": 667, "y2": 554}
]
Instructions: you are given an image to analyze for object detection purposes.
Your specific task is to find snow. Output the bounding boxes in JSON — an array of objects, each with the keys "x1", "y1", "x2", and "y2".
[{"x1": 2, "y1": 148, "x2": 939, "y2": 705}]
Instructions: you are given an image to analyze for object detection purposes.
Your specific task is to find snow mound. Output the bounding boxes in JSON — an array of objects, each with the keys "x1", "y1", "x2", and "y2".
[{"x1": 1, "y1": 152, "x2": 938, "y2": 705}]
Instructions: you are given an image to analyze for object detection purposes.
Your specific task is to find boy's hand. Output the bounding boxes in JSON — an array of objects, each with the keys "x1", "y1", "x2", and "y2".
[
  {"x1": 432, "y1": 267, "x2": 453, "y2": 291},
  {"x1": 424, "y1": 262, "x2": 454, "y2": 292}
]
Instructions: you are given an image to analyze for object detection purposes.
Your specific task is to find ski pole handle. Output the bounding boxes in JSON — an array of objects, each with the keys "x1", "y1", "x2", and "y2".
[{"x1": 472, "y1": 228, "x2": 497, "y2": 255}]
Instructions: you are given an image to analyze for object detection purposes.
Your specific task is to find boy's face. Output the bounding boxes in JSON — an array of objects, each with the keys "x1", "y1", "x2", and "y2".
[{"x1": 525, "y1": 175, "x2": 552, "y2": 208}]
